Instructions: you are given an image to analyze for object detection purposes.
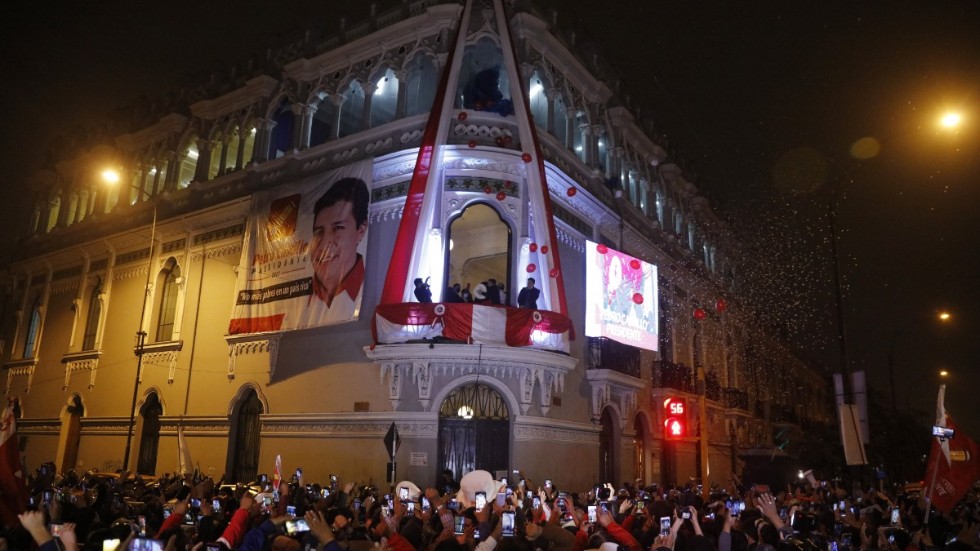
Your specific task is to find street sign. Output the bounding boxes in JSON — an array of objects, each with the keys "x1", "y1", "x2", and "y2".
[{"x1": 384, "y1": 422, "x2": 401, "y2": 459}]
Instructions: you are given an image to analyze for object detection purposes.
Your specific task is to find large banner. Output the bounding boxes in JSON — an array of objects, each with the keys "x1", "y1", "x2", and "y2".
[
  {"x1": 228, "y1": 160, "x2": 373, "y2": 334},
  {"x1": 584, "y1": 240, "x2": 659, "y2": 351}
]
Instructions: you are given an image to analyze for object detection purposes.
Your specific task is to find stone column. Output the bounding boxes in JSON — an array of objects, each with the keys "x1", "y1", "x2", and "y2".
[
  {"x1": 193, "y1": 138, "x2": 213, "y2": 182},
  {"x1": 290, "y1": 103, "x2": 305, "y2": 152},
  {"x1": 564, "y1": 107, "x2": 577, "y2": 150},
  {"x1": 394, "y1": 69, "x2": 408, "y2": 118},
  {"x1": 254, "y1": 119, "x2": 274, "y2": 163},
  {"x1": 217, "y1": 135, "x2": 231, "y2": 175},
  {"x1": 360, "y1": 79, "x2": 376, "y2": 129},
  {"x1": 545, "y1": 88, "x2": 559, "y2": 136},
  {"x1": 329, "y1": 93, "x2": 346, "y2": 140},
  {"x1": 235, "y1": 127, "x2": 249, "y2": 170},
  {"x1": 296, "y1": 105, "x2": 315, "y2": 150}
]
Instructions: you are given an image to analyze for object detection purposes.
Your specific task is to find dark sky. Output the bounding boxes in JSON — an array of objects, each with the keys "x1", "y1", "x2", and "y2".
[{"x1": 1, "y1": 1, "x2": 978, "y2": 441}]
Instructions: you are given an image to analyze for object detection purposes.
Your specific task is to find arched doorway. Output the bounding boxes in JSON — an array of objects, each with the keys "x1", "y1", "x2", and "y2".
[
  {"x1": 447, "y1": 203, "x2": 512, "y2": 304},
  {"x1": 136, "y1": 392, "x2": 162, "y2": 475},
  {"x1": 438, "y1": 383, "x2": 509, "y2": 481},
  {"x1": 228, "y1": 388, "x2": 263, "y2": 483},
  {"x1": 598, "y1": 406, "x2": 618, "y2": 484}
]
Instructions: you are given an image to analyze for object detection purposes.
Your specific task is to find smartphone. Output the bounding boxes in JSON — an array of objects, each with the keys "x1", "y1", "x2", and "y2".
[
  {"x1": 286, "y1": 518, "x2": 310, "y2": 535},
  {"x1": 779, "y1": 506, "x2": 789, "y2": 520},
  {"x1": 212, "y1": 499, "x2": 221, "y2": 512},
  {"x1": 190, "y1": 498, "x2": 201, "y2": 508},
  {"x1": 163, "y1": 506, "x2": 172, "y2": 519},
  {"x1": 448, "y1": 498, "x2": 459, "y2": 511},
  {"x1": 44, "y1": 491, "x2": 53, "y2": 504},
  {"x1": 475, "y1": 491, "x2": 487, "y2": 511},
  {"x1": 496, "y1": 492, "x2": 506, "y2": 507},
  {"x1": 206, "y1": 545, "x2": 222, "y2": 551},
  {"x1": 287, "y1": 505, "x2": 296, "y2": 516},
  {"x1": 454, "y1": 516, "x2": 466, "y2": 536},
  {"x1": 322, "y1": 489, "x2": 331, "y2": 498},
  {"x1": 635, "y1": 501, "x2": 645, "y2": 512},
  {"x1": 502, "y1": 511, "x2": 515, "y2": 537},
  {"x1": 382, "y1": 505, "x2": 390, "y2": 517},
  {"x1": 354, "y1": 499, "x2": 363, "y2": 511},
  {"x1": 49, "y1": 524, "x2": 63, "y2": 537},
  {"x1": 175, "y1": 484, "x2": 192, "y2": 501},
  {"x1": 263, "y1": 496, "x2": 272, "y2": 507},
  {"x1": 682, "y1": 511, "x2": 692, "y2": 520},
  {"x1": 406, "y1": 501, "x2": 415, "y2": 512},
  {"x1": 127, "y1": 538, "x2": 163, "y2": 551},
  {"x1": 259, "y1": 474, "x2": 268, "y2": 484},
  {"x1": 889, "y1": 507, "x2": 899, "y2": 525},
  {"x1": 501, "y1": 477, "x2": 508, "y2": 486},
  {"x1": 296, "y1": 467, "x2": 303, "y2": 479},
  {"x1": 660, "y1": 516, "x2": 671, "y2": 536},
  {"x1": 138, "y1": 515, "x2": 147, "y2": 536},
  {"x1": 421, "y1": 497, "x2": 430, "y2": 511},
  {"x1": 545, "y1": 479, "x2": 552, "y2": 488},
  {"x1": 588, "y1": 505, "x2": 597, "y2": 523},
  {"x1": 104, "y1": 539, "x2": 122, "y2": 551},
  {"x1": 839, "y1": 500, "x2": 846, "y2": 512},
  {"x1": 532, "y1": 496, "x2": 541, "y2": 509}
]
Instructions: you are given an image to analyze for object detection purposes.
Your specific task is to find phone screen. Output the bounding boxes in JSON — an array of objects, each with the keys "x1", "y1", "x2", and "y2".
[
  {"x1": 588, "y1": 505, "x2": 597, "y2": 523},
  {"x1": 475, "y1": 492, "x2": 487, "y2": 511},
  {"x1": 890, "y1": 507, "x2": 899, "y2": 525},
  {"x1": 660, "y1": 516, "x2": 671, "y2": 536},
  {"x1": 496, "y1": 492, "x2": 506, "y2": 507},
  {"x1": 103, "y1": 539, "x2": 121, "y2": 551},
  {"x1": 502, "y1": 511, "x2": 515, "y2": 537},
  {"x1": 532, "y1": 496, "x2": 541, "y2": 509},
  {"x1": 454, "y1": 516, "x2": 466, "y2": 536},
  {"x1": 49, "y1": 524, "x2": 63, "y2": 537},
  {"x1": 399, "y1": 487, "x2": 409, "y2": 500},
  {"x1": 286, "y1": 518, "x2": 310, "y2": 535},
  {"x1": 286, "y1": 505, "x2": 296, "y2": 516},
  {"x1": 422, "y1": 497, "x2": 430, "y2": 510},
  {"x1": 682, "y1": 511, "x2": 691, "y2": 520},
  {"x1": 128, "y1": 539, "x2": 164, "y2": 551}
]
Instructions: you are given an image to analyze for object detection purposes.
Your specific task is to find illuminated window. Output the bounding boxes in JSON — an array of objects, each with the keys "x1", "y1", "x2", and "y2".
[
  {"x1": 371, "y1": 68, "x2": 399, "y2": 127},
  {"x1": 405, "y1": 54, "x2": 437, "y2": 117},
  {"x1": 154, "y1": 259, "x2": 181, "y2": 342},
  {"x1": 338, "y1": 80, "x2": 366, "y2": 138},
  {"x1": 23, "y1": 300, "x2": 42, "y2": 359},
  {"x1": 82, "y1": 278, "x2": 102, "y2": 351},
  {"x1": 528, "y1": 73, "x2": 547, "y2": 131},
  {"x1": 178, "y1": 141, "x2": 198, "y2": 189}
]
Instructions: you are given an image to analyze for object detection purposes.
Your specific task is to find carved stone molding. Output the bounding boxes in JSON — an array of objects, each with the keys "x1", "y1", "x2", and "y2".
[
  {"x1": 366, "y1": 343, "x2": 577, "y2": 414},
  {"x1": 585, "y1": 368, "x2": 647, "y2": 427},
  {"x1": 224, "y1": 333, "x2": 283, "y2": 380},
  {"x1": 4, "y1": 358, "x2": 38, "y2": 394},
  {"x1": 260, "y1": 412, "x2": 438, "y2": 439},
  {"x1": 191, "y1": 243, "x2": 242, "y2": 262},
  {"x1": 61, "y1": 350, "x2": 102, "y2": 389},
  {"x1": 512, "y1": 415, "x2": 599, "y2": 444}
]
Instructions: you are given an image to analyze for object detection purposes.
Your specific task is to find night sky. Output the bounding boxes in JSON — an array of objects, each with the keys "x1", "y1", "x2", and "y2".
[{"x1": 1, "y1": 1, "x2": 977, "y2": 442}]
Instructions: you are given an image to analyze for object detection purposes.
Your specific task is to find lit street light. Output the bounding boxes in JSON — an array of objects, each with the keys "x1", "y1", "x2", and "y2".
[
  {"x1": 102, "y1": 167, "x2": 157, "y2": 472},
  {"x1": 939, "y1": 112, "x2": 962, "y2": 129},
  {"x1": 887, "y1": 311, "x2": 952, "y2": 412}
]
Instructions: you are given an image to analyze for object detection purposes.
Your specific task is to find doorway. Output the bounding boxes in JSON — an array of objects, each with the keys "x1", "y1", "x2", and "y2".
[
  {"x1": 447, "y1": 203, "x2": 512, "y2": 304},
  {"x1": 438, "y1": 383, "x2": 510, "y2": 482}
]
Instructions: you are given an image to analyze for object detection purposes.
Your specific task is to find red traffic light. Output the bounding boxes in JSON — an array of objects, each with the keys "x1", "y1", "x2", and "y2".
[{"x1": 665, "y1": 417, "x2": 686, "y2": 439}]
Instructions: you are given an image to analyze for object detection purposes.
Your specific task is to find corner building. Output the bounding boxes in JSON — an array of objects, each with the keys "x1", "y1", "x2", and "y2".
[{"x1": 2, "y1": 0, "x2": 832, "y2": 491}]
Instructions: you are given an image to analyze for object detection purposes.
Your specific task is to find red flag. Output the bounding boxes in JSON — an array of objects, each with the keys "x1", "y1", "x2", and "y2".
[
  {"x1": 924, "y1": 415, "x2": 980, "y2": 513},
  {"x1": 0, "y1": 399, "x2": 28, "y2": 527}
]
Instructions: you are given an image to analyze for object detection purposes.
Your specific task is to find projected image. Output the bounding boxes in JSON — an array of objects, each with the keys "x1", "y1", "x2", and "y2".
[{"x1": 584, "y1": 241, "x2": 659, "y2": 351}]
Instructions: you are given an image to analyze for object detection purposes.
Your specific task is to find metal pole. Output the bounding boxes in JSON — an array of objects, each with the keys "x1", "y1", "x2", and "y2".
[{"x1": 122, "y1": 202, "x2": 156, "y2": 471}]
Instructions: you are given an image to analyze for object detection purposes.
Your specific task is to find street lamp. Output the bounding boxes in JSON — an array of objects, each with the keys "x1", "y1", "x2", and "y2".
[
  {"x1": 102, "y1": 168, "x2": 157, "y2": 472},
  {"x1": 887, "y1": 311, "x2": 951, "y2": 411},
  {"x1": 939, "y1": 112, "x2": 962, "y2": 130}
]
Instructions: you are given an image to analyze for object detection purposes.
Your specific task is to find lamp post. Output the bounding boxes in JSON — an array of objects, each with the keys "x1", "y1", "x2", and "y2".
[
  {"x1": 103, "y1": 169, "x2": 157, "y2": 472},
  {"x1": 886, "y1": 311, "x2": 951, "y2": 412}
]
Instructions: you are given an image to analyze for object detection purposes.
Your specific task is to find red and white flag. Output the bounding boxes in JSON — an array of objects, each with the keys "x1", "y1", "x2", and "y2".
[
  {"x1": 0, "y1": 399, "x2": 28, "y2": 527},
  {"x1": 924, "y1": 385, "x2": 980, "y2": 513},
  {"x1": 273, "y1": 454, "x2": 282, "y2": 495}
]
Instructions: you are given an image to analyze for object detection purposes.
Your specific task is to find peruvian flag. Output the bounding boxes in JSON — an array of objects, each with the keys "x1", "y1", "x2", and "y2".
[
  {"x1": 924, "y1": 386, "x2": 980, "y2": 513},
  {"x1": 0, "y1": 399, "x2": 28, "y2": 527}
]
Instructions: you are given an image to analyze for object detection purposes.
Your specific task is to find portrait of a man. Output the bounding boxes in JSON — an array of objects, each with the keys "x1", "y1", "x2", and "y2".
[{"x1": 305, "y1": 177, "x2": 370, "y2": 325}]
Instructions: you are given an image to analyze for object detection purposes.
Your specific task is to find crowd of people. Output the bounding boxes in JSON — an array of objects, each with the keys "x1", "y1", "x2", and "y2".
[
  {"x1": 3, "y1": 463, "x2": 978, "y2": 551},
  {"x1": 412, "y1": 277, "x2": 540, "y2": 310}
]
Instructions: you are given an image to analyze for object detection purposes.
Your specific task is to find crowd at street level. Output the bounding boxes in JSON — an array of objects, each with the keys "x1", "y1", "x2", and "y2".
[{"x1": 3, "y1": 464, "x2": 978, "y2": 551}]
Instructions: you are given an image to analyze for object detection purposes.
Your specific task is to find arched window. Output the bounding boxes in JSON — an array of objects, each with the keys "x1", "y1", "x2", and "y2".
[
  {"x1": 310, "y1": 96, "x2": 334, "y2": 147},
  {"x1": 446, "y1": 203, "x2": 512, "y2": 304},
  {"x1": 154, "y1": 259, "x2": 180, "y2": 342},
  {"x1": 457, "y1": 37, "x2": 511, "y2": 110},
  {"x1": 137, "y1": 392, "x2": 162, "y2": 475},
  {"x1": 268, "y1": 99, "x2": 295, "y2": 159},
  {"x1": 228, "y1": 388, "x2": 263, "y2": 483},
  {"x1": 82, "y1": 278, "x2": 102, "y2": 351},
  {"x1": 370, "y1": 68, "x2": 399, "y2": 127},
  {"x1": 177, "y1": 140, "x2": 198, "y2": 189},
  {"x1": 23, "y1": 299, "x2": 42, "y2": 359},
  {"x1": 224, "y1": 125, "x2": 242, "y2": 173},
  {"x1": 528, "y1": 72, "x2": 548, "y2": 131},
  {"x1": 338, "y1": 81, "x2": 366, "y2": 138},
  {"x1": 46, "y1": 194, "x2": 62, "y2": 233},
  {"x1": 405, "y1": 55, "x2": 437, "y2": 117}
]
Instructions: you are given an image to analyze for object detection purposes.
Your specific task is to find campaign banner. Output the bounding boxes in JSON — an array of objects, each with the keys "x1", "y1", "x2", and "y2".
[
  {"x1": 584, "y1": 240, "x2": 659, "y2": 351},
  {"x1": 228, "y1": 160, "x2": 373, "y2": 333}
]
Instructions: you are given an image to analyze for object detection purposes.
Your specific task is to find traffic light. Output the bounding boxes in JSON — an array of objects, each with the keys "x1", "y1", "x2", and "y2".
[{"x1": 663, "y1": 397, "x2": 687, "y2": 439}]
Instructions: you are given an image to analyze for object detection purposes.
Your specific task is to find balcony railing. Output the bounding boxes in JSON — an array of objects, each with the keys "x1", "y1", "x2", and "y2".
[
  {"x1": 652, "y1": 360, "x2": 695, "y2": 393},
  {"x1": 588, "y1": 337, "x2": 640, "y2": 378}
]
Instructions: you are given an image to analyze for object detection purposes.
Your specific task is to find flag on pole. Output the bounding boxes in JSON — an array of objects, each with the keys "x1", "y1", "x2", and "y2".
[
  {"x1": 0, "y1": 399, "x2": 28, "y2": 527},
  {"x1": 273, "y1": 454, "x2": 282, "y2": 495},
  {"x1": 177, "y1": 422, "x2": 193, "y2": 476},
  {"x1": 924, "y1": 386, "x2": 980, "y2": 514}
]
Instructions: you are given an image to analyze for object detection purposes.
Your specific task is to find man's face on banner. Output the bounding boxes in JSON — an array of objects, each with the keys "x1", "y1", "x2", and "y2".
[{"x1": 311, "y1": 199, "x2": 366, "y2": 292}]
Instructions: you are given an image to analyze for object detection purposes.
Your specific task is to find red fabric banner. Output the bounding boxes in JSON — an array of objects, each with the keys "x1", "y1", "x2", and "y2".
[
  {"x1": 924, "y1": 415, "x2": 980, "y2": 513},
  {"x1": 0, "y1": 400, "x2": 27, "y2": 527}
]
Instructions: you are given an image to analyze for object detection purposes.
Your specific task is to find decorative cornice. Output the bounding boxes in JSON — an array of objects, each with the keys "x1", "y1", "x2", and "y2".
[
  {"x1": 224, "y1": 333, "x2": 283, "y2": 381},
  {"x1": 585, "y1": 368, "x2": 647, "y2": 427},
  {"x1": 62, "y1": 351, "x2": 102, "y2": 389},
  {"x1": 512, "y1": 415, "x2": 600, "y2": 444},
  {"x1": 4, "y1": 360, "x2": 37, "y2": 394},
  {"x1": 191, "y1": 243, "x2": 242, "y2": 262}
]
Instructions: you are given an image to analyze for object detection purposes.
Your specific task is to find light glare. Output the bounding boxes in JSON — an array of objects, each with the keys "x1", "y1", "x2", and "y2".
[
  {"x1": 102, "y1": 169, "x2": 120, "y2": 183},
  {"x1": 940, "y1": 112, "x2": 961, "y2": 129}
]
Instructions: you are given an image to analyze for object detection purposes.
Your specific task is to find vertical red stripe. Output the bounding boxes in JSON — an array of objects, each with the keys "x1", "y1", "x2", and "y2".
[{"x1": 379, "y1": 7, "x2": 467, "y2": 305}]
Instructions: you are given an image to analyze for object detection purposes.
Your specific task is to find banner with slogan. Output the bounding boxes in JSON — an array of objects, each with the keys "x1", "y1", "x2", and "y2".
[{"x1": 229, "y1": 159, "x2": 373, "y2": 334}]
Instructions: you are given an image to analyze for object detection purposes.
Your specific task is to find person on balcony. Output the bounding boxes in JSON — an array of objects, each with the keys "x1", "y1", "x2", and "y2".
[{"x1": 518, "y1": 278, "x2": 540, "y2": 309}]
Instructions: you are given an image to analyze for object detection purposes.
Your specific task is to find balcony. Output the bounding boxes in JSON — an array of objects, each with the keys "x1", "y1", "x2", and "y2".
[
  {"x1": 587, "y1": 337, "x2": 640, "y2": 378},
  {"x1": 652, "y1": 360, "x2": 695, "y2": 393}
]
